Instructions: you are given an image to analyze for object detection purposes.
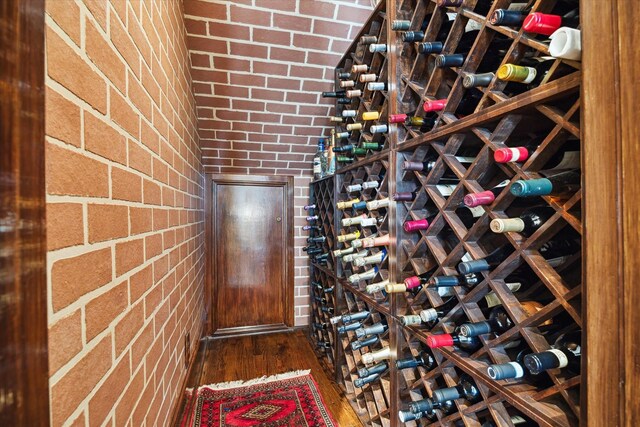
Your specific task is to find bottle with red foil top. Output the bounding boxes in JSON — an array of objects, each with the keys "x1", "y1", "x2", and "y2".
[
  {"x1": 404, "y1": 214, "x2": 437, "y2": 232},
  {"x1": 387, "y1": 269, "x2": 434, "y2": 294},
  {"x1": 427, "y1": 328, "x2": 482, "y2": 352},
  {"x1": 423, "y1": 98, "x2": 448, "y2": 113},
  {"x1": 523, "y1": 8, "x2": 579, "y2": 36},
  {"x1": 496, "y1": 137, "x2": 581, "y2": 168},
  {"x1": 388, "y1": 114, "x2": 437, "y2": 132},
  {"x1": 464, "y1": 179, "x2": 511, "y2": 207}
]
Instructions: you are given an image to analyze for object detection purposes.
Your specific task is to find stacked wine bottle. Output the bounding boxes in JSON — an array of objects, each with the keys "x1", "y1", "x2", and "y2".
[{"x1": 309, "y1": 0, "x2": 582, "y2": 425}]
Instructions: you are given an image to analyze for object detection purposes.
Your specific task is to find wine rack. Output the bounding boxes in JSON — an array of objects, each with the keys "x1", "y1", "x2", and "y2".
[{"x1": 308, "y1": 0, "x2": 583, "y2": 426}]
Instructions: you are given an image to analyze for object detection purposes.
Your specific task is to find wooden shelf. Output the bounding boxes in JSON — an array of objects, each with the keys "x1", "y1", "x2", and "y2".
[{"x1": 308, "y1": 0, "x2": 583, "y2": 426}]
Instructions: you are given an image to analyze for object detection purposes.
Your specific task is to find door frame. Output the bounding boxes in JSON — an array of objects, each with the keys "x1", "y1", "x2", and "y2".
[
  {"x1": 205, "y1": 173, "x2": 295, "y2": 337},
  {"x1": 0, "y1": 0, "x2": 49, "y2": 425}
]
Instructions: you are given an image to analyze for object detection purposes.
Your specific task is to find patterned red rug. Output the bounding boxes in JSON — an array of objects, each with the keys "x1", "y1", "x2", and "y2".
[{"x1": 181, "y1": 370, "x2": 337, "y2": 427}]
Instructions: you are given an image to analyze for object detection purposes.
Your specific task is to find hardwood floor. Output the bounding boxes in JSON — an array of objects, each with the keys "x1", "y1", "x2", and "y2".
[{"x1": 176, "y1": 329, "x2": 363, "y2": 426}]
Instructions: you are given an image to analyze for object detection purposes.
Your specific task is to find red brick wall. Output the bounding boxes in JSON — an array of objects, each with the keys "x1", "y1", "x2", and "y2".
[
  {"x1": 184, "y1": 0, "x2": 374, "y2": 326},
  {"x1": 45, "y1": 0, "x2": 204, "y2": 425}
]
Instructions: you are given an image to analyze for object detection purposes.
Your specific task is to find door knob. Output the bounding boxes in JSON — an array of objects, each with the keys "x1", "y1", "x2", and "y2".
[{"x1": 276, "y1": 216, "x2": 282, "y2": 222}]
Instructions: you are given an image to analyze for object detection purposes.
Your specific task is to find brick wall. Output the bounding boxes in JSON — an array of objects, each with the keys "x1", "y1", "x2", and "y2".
[
  {"x1": 45, "y1": 0, "x2": 204, "y2": 425},
  {"x1": 184, "y1": 0, "x2": 374, "y2": 326}
]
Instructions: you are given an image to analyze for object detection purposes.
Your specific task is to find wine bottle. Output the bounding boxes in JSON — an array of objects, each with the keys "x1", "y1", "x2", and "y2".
[
  {"x1": 403, "y1": 215, "x2": 436, "y2": 232},
  {"x1": 337, "y1": 198, "x2": 360, "y2": 210},
  {"x1": 392, "y1": 191, "x2": 418, "y2": 202},
  {"x1": 336, "y1": 155, "x2": 355, "y2": 163},
  {"x1": 457, "y1": 245, "x2": 513, "y2": 274},
  {"x1": 365, "y1": 279, "x2": 389, "y2": 294},
  {"x1": 435, "y1": 36, "x2": 510, "y2": 69},
  {"x1": 523, "y1": 330, "x2": 581, "y2": 375},
  {"x1": 396, "y1": 350, "x2": 436, "y2": 371},
  {"x1": 367, "y1": 82, "x2": 387, "y2": 91},
  {"x1": 358, "y1": 361, "x2": 388, "y2": 378},
  {"x1": 366, "y1": 198, "x2": 389, "y2": 211},
  {"x1": 389, "y1": 114, "x2": 437, "y2": 132},
  {"x1": 361, "y1": 234, "x2": 390, "y2": 248},
  {"x1": 399, "y1": 401, "x2": 441, "y2": 422},
  {"x1": 428, "y1": 272, "x2": 483, "y2": 288},
  {"x1": 354, "y1": 373, "x2": 380, "y2": 388},
  {"x1": 356, "y1": 217, "x2": 382, "y2": 228},
  {"x1": 351, "y1": 64, "x2": 368, "y2": 73},
  {"x1": 351, "y1": 335, "x2": 380, "y2": 351},
  {"x1": 346, "y1": 89, "x2": 362, "y2": 98},
  {"x1": 345, "y1": 123, "x2": 362, "y2": 131},
  {"x1": 463, "y1": 72, "x2": 495, "y2": 88},
  {"x1": 369, "y1": 124, "x2": 388, "y2": 134},
  {"x1": 307, "y1": 235, "x2": 326, "y2": 244},
  {"x1": 322, "y1": 90, "x2": 346, "y2": 98},
  {"x1": 369, "y1": 44, "x2": 387, "y2": 53},
  {"x1": 312, "y1": 139, "x2": 325, "y2": 180},
  {"x1": 523, "y1": 9, "x2": 580, "y2": 36},
  {"x1": 360, "y1": 35, "x2": 377, "y2": 44},
  {"x1": 432, "y1": 373, "x2": 481, "y2": 404},
  {"x1": 510, "y1": 169, "x2": 580, "y2": 198},
  {"x1": 355, "y1": 320, "x2": 388, "y2": 338},
  {"x1": 549, "y1": 27, "x2": 581, "y2": 61},
  {"x1": 329, "y1": 116, "x2": 345, "y2": 123},
  {"x1": 332, "y1": 310, "x2": 370, "y2": 325},
  {"x1": 312, "y1": 320, "x2": 330, "y2": 331},
  {"x1": 494, "y1": 135, "x2": 563, "y2": 164},
  {"x1": 320, "y1": 306, "x2": 334, "y2": 315},
  {"x1": 337, "y1": 72, "x2": 351, "y2": 79},
  {"x1": 490, "y1": 4, "x2": 532, "y2": 26},
  {"x1": 362, "y1": 142, "x2": 383, "y2": 151},
  {"x1": 337, "y1": 321, "x2": 362, "y2": 335},
  {"x1": 455, "y1": 205, "x2": 485, "y2": 228},
  {"x1": 361, "y1": 346, "x2": 391, "y2": 365},
  {"x1": 337, "y1": 97, "x2": 351, "y2": 105},
  {"x1": 337, "y1": 230, "x2": 360, "y2": 243},
  {"x1": 427, "y1": 328, "x2": 482, "y2": 352},
  {"x1": 316, "y1": 341, "x2": 331, "y2": 349},
  {"x1": 402, "y1": 158, "x2": 464, "y2": 183},
  {"x1": 490, "y1": 206, "x2": 556, "y2": 236},
  {"x1": 359, "y1": 74, "x2": 378, "y2": 84},
  {"x1": 305, "y1": 214, "x2": 319, "y2": 222},
  {"x1": 313, "y1": 295, "x2": 329, "y2": 305},
  {"x1": 342, "y1": 213, "x2": 367, "y2": 226},
  {"x1": 342, "y1": 250, "x2": 368, "y2": 263},
  {"x1": 353, "y1": 249, "x2": 387, "y2": 267},
  {"x1": 464, "y1": 179, "x2": 511, "y2": 207},
  {"x1": 339, "y1": 80, "x2": 356, "y2": 88},
  {"x1": 459, "y1": 301, "x2": 546, "y2": 337},
  {"x1": 333, "y1": 246, "x2": 355, "y2": 257},
  {"x1": 348, "y1": 267, "x2": 378, "y2": 284},
  {"x1": 497, "y1": 57, "x2": 556, "y2": 91},
  {"x1": 303, "y1": 247, "x2": 322, "y2": 256},
  {"x1": 341, "y1": 109, "x2": 357, "y2": 118},
  {"x1": 303, "y1": 225, "x2": 321, "y2": 232}
]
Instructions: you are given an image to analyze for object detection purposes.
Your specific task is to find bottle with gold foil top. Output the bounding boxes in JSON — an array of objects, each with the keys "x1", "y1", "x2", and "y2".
[
  {"x1": 362, "y1": 111, "x2": 381, "y2": 121},
  {"x1": 497, "y1": 58, "x2": 555, "y2": 91},
  {"x1": 346, "y1": 123, "x2": 362, "y2": 131},
  {"x1": 389, "y1": 114, "x2": 437, "y2": 132},
  {"x1": 337, "y1": 198, "x2": 360, "y2": 210},
  {"x1": 346, "y1": 89, "x2": 362, "y2": 98},
  {"x1": 337, "y1": 230, "x2": 361, "y2": 243}
]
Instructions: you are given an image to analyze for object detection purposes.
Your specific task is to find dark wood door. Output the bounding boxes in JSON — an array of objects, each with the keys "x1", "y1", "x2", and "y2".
[{"x1": 209, "y1": 174, "x2": 294, "y2": 336}]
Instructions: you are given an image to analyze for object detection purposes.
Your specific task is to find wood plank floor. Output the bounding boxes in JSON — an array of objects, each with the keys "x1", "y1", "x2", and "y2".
[{"x1": 175, "y1": 330, "x2": 363, "y2": 426}]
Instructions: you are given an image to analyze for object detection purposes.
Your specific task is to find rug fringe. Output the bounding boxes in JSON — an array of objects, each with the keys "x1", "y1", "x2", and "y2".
[{"x1": 198, "y1": 369, "x2": 311, "y2": 391}]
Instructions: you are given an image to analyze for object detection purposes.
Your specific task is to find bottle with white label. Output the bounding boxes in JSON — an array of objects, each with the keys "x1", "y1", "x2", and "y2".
[
  {"x1": 353, "y1": 249, "x2": 387, "y2": 267},
  {"x1": 332, "y1": 246, "x2": 355, "y2": 257},
  {"x1": 523, "y1": 331, "x2": 581, "y2": 375},
  {"x1": 366, "y1": 197, "x2": 390, "y2": 211},
  {"x1": 341, "y1": 214, "x2": 367, "y2": 227},
  {"x1": 365, "y1": 279, "x2": 389, "y2": 294}
]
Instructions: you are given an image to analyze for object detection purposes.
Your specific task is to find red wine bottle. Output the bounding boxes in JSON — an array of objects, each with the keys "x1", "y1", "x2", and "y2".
[
  {"x1": 523, "y1": 330, "x2": 581, "y2": 375},
  {"x1": 427, "y1": 327, "x2": 482, "y2": 352}
]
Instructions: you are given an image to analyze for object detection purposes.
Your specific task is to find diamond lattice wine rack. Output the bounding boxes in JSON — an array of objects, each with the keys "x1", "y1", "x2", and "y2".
[{"x1": 308, "y1": 1, "x2": 582, "y2": 426}]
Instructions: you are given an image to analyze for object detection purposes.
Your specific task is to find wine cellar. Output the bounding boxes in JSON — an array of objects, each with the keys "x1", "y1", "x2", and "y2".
[{"x1": 307, "y1": 0, "x2": 584, "y2": 425}]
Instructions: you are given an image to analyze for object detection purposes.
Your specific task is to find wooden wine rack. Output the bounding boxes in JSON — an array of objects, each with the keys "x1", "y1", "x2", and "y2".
[{"x1": 308, "y1": 0, "x2": 582, "y2": 426}]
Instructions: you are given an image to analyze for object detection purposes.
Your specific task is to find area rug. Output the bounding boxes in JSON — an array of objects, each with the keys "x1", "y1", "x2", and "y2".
[{"x1": 180, "y1": 370, "x2": 337, "y2": 427}]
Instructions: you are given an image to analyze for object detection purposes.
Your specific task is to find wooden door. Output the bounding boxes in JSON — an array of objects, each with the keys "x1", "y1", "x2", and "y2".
[{"x1": 208, "y1": 174, "x2": 294, "y2": 337}]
